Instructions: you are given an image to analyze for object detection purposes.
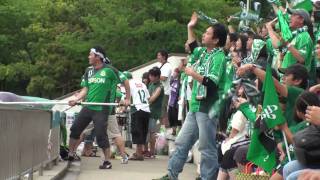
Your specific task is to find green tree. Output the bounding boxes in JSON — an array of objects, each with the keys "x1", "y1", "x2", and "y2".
[{"x1": 0, "y1": 0, "x2": 240, "y2": 98}]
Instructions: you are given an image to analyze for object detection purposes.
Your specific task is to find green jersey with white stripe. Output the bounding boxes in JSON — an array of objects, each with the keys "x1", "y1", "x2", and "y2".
[
  {"x1": 81, "y1": 64, "x2": 126, "y2": 112},
  {"x1": 189, "y1": 47, "x2": 226, "y2": 113}
]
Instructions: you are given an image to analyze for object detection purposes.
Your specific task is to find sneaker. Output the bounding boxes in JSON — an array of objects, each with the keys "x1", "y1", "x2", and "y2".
[
  {"x1": 99, "y1": 161, "x2": 112, "y2": 169},
  {"x1": 67, "y1": 153, "x2": 81, "y2": 161},
  {"x1": 152, "y1": 174, "x2": 171, "y2": 180},
  {"x1": 121, "y1": 155, "x2": 129, "y2": 164}
]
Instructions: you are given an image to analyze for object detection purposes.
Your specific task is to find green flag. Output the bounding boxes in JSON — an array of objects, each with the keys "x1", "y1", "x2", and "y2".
[
  {"x1": 261, "y1": 65, "x2": 285, "y2": 128},
  {"x1": 247, "y1": 65, "x2": 285, "y2": 173},
  {"x1": 290, "y1": 0, "x2": 312, "y2": 12},
  {"x1": 247, "y1": 127, "x2": 277, "y2": 173},
  {"x1": 277, "y1": 10, "x2": 293, "y2": 42}
]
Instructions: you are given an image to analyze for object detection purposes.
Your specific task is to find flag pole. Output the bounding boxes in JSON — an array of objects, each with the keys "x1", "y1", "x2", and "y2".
[
  {"x1": 282, "y1": 130, "x2": 292, "y2": 161},
  {"x1": 246, "y1": 0, "x2": 250, "y2": 26}
]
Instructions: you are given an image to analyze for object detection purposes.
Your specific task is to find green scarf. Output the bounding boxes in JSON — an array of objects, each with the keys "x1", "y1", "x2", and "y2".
[
  {"x1": 197, "y1": 11, "x2": 218, "y2": 25},
  {"x1": 242, "y1": 39, "x2": 266, "y2": 64},
  {"x1": 193, "y1": 47, "x2": 223, "y2": 100}
]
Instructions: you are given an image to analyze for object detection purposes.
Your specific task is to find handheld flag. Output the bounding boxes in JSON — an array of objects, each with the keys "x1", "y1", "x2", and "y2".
[
  {"x1": 290, "y1": 0, "x2": 312, "y2": 12},
  {"x1": 277, "y1": 10, "x2": 293, "y2": 41},
  {"x1": 247, "y1": 65, "x2": 285, "y2": 173}
]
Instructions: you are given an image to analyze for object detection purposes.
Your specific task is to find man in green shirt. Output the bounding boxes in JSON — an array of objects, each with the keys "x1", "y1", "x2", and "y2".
[
  {"x1": 155, "y1": 22, "x2": 228, "y2": 180},
  {"x1": 67, "y1": 46, "x2": 130, "y2": 169},
  {"x1": 237, "y1": 63, "x2": 308, "y2": 127},
  {"x1": 266, "y1": 9, "x2": 314, "y2": 72}
]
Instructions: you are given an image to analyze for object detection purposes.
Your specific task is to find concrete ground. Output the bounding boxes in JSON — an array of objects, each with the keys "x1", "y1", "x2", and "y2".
[{"x1": 75, "y1": 153, "x2": 198, "y2": 180}]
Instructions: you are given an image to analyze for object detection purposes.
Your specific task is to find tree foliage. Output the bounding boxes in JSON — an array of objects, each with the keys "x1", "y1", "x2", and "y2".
[{"x1": 0, "y1": 0, "x2": 243, "y2": 98}]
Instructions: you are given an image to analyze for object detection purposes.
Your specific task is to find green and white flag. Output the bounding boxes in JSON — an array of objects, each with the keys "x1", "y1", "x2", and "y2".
[
  {"x1": 242, "y1": 39, "x2": 266, "y2": 64},
  {"x1": 247, "y1": 65, "x2": 285, "y2": 173},
  {"x1": 261, "y1": 65, "x2": 285, "y2": 128},
  {"x1": 289, "y1": 0, "x2": 312, "y2": 12}
]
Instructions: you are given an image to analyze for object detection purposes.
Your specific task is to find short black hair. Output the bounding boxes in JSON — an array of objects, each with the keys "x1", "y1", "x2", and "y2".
[
  {"x1": 284, "y1": 64, "x2": 309, "y2": 89},
  {"x1": 142, "y1": 72, "x2": 149, "y2": 79},
  {"x1": 246, "y1": 30, "x2": 256, "y2": 39},
  {"x1": 93, "y1": 46, "x2": 106, "y2": 61},
  {"x1": 148, "y1": 66, "x2": 161, "y2": 77},
  {"x1": 229, "y1": 32, "x2": 239, "y2": 43},
  {"x1": 212, "y1": 23, "x2": 227, "y2": 47},
  {"x1": 157, "y1": 50, "x2": 169, "y2": 60},
  {"x1": 238, "y1": 34, "x2": 248, "y2": 58},
  {"x1": 294, "y1": 91, "x2": 320, "y2": 122}
]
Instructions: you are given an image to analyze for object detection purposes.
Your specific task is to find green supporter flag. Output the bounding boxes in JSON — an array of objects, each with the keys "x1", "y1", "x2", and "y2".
[
  {"x1": 261, "y1": 65, "x2": 285, "y2": 128},
  {"x1": 247, "y1": 65, "x2": 285, "y2": 173},
  {"x1": 278, "y1": 10, "x2": 293, "y2": 42},
  {"x1": 290, "y1": 0, "x2": 312, "y2": 12}
]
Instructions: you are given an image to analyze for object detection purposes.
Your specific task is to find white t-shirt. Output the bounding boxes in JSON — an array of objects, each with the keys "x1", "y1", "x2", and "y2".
[
  {"x1": 221, "y1": 110, "x2": 248, "y2": 154},
  {"x1": 129, "y1": 79, "x2": 150, "y2": 112},
  {"x1": 159, "y1": 62, "x2": 172, "y2": 95}
]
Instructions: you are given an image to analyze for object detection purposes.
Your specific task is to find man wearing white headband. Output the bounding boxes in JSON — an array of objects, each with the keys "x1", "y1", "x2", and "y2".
[
  {"x1": 67, "y1": 46, "x2": 131, "y2": 169},
  {"x1": 90, "y1": 47, "x2": 111, "y2": 64}
]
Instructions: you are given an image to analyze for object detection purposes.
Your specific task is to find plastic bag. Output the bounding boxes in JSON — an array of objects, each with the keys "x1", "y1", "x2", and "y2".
[{"x1": 155, "y1": 132, "x2": 168, "y2": 155}]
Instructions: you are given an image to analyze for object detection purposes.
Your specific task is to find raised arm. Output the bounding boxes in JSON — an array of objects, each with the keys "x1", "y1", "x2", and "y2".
[
  {"x1": 237, "y1": 64, "x2": 289, "y2": 97},
  {"x1": 149, "y1": 87, "x2": 162, "y2": 104},
  {"x1": 187, "y1": 12, "x2": 198, "y2": 45}
]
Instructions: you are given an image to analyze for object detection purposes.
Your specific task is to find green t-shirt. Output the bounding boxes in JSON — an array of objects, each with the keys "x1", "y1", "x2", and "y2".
[
  {"x1": 81, "y1": 65, "x2": 119, "y2": 111},
  {"x1": 282, "y1": 31, "x2": 313, "y2": 71},
  {"x1": 189, "y1": 47, "x2": 226, "y2": 113},
  {"x1": 284, "y1": 86, "x2": 304, "y2": 127},
  {"x1": 108, "y1": 69, "x2": 127, "y2": 114},
  {"x1": 148, "y1": 81, "x2": 164, "y2": 119}
]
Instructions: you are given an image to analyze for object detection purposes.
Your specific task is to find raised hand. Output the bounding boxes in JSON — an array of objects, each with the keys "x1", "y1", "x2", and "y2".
[
  {"x1": 188, "y1": 12, "x2": 198, "y2": 28},
  {"x1": 305, "y1": 106, "x2": 320, "y2": 126},
  {"x1": 236, "y1": 64, "x2": 253, "y2": 76}
]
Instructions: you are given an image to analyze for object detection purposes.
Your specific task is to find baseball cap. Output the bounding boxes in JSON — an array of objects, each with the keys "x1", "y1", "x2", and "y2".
[{"x1": 288, "y1": 8, "x2": 312, "y2": 26}]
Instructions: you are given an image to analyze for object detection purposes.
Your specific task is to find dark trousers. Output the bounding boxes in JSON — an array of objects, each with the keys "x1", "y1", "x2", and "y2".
[
  {"x1": 70, "y1": 107, "x2": 110, "y2": 149},
  {"x1": 131, "y1": 110, "x2": 150, "y2": 144}
]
